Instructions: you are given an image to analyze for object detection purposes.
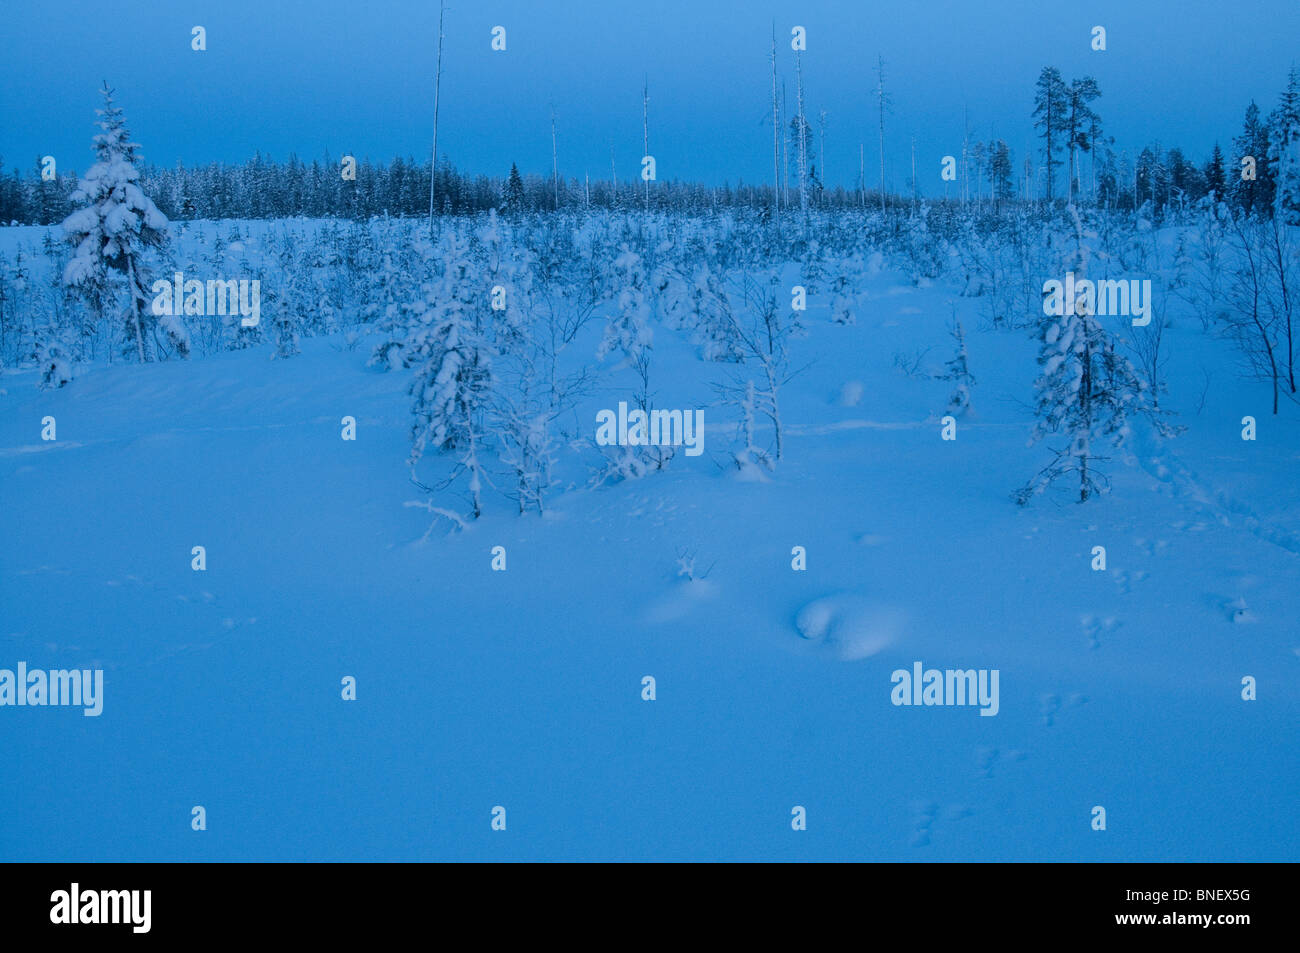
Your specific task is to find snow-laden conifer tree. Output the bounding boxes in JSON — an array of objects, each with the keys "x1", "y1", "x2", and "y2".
[
  {"x1": 38, "y1": 337, "x2": 74, "y2": 389},
  {"x1": 828, "y1": 254, "x2": 860, "y2": 325},
  {"x1": 0, "y1": 250, "x2": 35, "y2": 366},
  {"x1": 62, "y1": 82, "x2": 179, "y2": 363},
  {"x1": 366, "y1": 234, "x2": 421, "y2": 370},
  {"x1": 688, "y1": 262, "x2": 744, "y2": 361},
  {"x1": 476, "y1": 210, "x2": 532, "y2": 352},
  {"x1": 799, "y1": 238, "x2": 824, "y2": 294},
  {"x1": 406, "y1": 231, "x2": 494, "y2": 519},
  {"x1": 902, "y1": 204, "x2": 946, "y2": 285},
  {"x1": 594, "y1": 246, "x2": 671, "y2": 479},
  {"x1": 718, "y1": 378, "x2": 775, "y2": 478},
  {"x1": 1016, "y1": 207, "x2": 1148, "y2": 504},
  {"x1": 1270, "y1": 68, "x2": 1300, "y2": 225},
  {"x1": 939, "y1": 315, "x2": 975, "y2": 417},
  {"x1": 596, "y1": 247, "x2": 652, "y2": 364},
  {"x1": 649, "y1": 251, "x2": 687, "y2": 330},
  {"x1": 503, "y1": 163, "x2": 526, "y2": 214}
]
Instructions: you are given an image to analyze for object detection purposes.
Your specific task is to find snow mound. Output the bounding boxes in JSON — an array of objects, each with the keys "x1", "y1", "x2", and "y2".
[
  {"x1": 1226, "y1": 597, "x2": 1257, "y2": 624},
  {"x1": 838, "y1": 381, "x2": 864, "y2": 407},
  {"x1": 643, "y1": 579, "x2": 718, "y2": 624},
  {"x1": 795, "y1": 594, "x2": 902, "y2": 660}
]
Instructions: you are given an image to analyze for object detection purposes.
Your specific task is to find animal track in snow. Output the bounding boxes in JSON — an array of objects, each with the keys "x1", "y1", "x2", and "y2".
[
  {"x1": 974, "y1": 746, "x2": 1027, "y2": 780},
  {"x1": 911, "y1": 800, "x2": 974, "y2": 846},
  {"x1": 1040, "y1": 692, "x2": 1088, "y2": 727},
  {"x1": 1111, "y1": 568, "x2": 1148, "y2": 595},
  {"x1": 1081, "y1": 613, "x2": 1122, "y2": 650}
]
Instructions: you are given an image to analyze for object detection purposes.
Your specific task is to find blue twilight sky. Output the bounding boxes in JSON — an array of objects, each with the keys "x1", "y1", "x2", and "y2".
[{"x1": 1, "y1": 0, "x2": 1296, "y2": 191}]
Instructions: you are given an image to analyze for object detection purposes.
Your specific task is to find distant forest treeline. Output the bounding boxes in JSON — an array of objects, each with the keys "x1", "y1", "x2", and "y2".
[
  {"x1": 2, "y1": 153, "x2": 839, "y2": 224},
  {"x1": 0, "y1": 133, "x2": 1281, "y2": 227}
]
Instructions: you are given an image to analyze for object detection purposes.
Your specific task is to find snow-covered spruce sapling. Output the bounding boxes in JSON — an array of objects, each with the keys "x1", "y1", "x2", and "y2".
[
  {"x1": 799, "y1": 238, "x2": 824, "y2": 294},
  {"x1": 689, "y1": 262, "x2": 745, "y2": 361},
  {"x1": 476, "y1": 209, "x2": 532, "y2": 352},
  {"x1": 901, "y1": 203, "x2": 946, "y2": 285},
  {"x1": 1270, "y1": 66, "x2": 1300, "y2": 226},
  {"x1": 711, "y1": 377, "x2": 775, "y2": 476},
  {"x1": 828, "y1": 254, "x2": 859, "y2": 325},
  {"x1": 0, "y1": 251, "x2": 29, "y2": 367},
  {"x1": 595, "y1": 246, "x2": 653, "y2": 366},
  {"x1": 62, "y1": 82, "x2": 183, "y2": 364},
  {"x1": 1016, "y1": 206, "x2": 1149, "y2": 504},
  {"x1": 406, "y1": 231, "x2": 495, "y2": 522},
  {"x1": 594, "y1": 247, "x2": 670, "y2": 479},
  {"x1": 937, "y1": 314, "x2": 976, "y2": 418},
  {"x1": 38, "y1": 337, "x2": 74, "y2": 389},
  {"x1": 269, "y1": 241, "x2": 302, "y2": 359}
]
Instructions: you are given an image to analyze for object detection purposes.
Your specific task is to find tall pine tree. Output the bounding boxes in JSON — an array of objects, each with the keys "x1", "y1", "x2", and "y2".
[
  {"x1": 1033, "y1": 67, "x2": 1069, "y2": 202},
  {"x1": 503, "y1": 162, "x2": 526, "y2": 213},
  {"x1": 1204, "y1": 143, "x2": 1227, "y2": 200},
  {"x1": 1232, "y1": 101, "x2": 1275, "y2": 215}
]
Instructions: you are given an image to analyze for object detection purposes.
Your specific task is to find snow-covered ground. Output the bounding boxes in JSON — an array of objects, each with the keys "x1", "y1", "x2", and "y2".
[{"x1": 2, "y1": 217, "x2": 1297, "y2": 861}]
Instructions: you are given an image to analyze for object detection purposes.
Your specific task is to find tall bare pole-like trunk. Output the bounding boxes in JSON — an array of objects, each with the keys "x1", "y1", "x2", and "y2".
[
  {"x1": 910, "y1": 136, "x2": 917, "y2": 212},
  {"x1": 610, "y1": 144, "x2": 617, "y2": 201},
  {"x1": 859, "y1": 142, "x2": 865, "y2": 206},
  {"x1": 550, "y1": 104, "x2": 559, "y2": 210},
  {"x1": 770, "y1": 23, "x2": 780, "y2": 217},
  {"x1": 427, "y1": 0, "x2": 445, "y2": 238},
  {"x1": 780, "y1": 81, "x2": 789, "y2": 209},
  {"x1": 642, "y1": 77, "x2": 650, "y2": 212},
  {"x1": 795, "y1": 48, "x2": 808, "y2": 231},
  {"x1": 876, "y1": 55, "x2": 888, "y2": 214},
  {"x1": 818, "y1": 109, "x2": 827, "y2": 204},
  {"x1": 961, "y1": 107, "x2": 970, "y2": 206}
]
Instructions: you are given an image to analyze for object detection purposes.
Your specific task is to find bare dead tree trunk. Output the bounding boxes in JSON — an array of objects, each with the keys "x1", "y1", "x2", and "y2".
[
  {"x1": 795, "y1": 49, "x2": 808, "y2": 233},
  {"x1": 818, "y1": 109, "x2": 827, "y2": 205},
  {"x1": 770, "y1": 24, "x2": 780, "y2": 218},
  {"x1": 1231, "y1": 214, "x2": 1281, "y2": 414},
  {"x1": 859, "y1": 142, "x2": 865, "y2": 207},
  {"x1": 427, "y1": 0, "x2": 445, "y2": 238},
  {"x1": 911, "y1": 137, "x2": 917, "y2": 213},
  {"x1": 551, "y1": 104, "x2": 559, "y2": 210},
  {"x1": 1268, "y1": 216, "x2": 1296, "y2": 393},
  {"x1": 876, "y1": 55, "x2": 888, "y2": 214},
  {"x1": 780, "y1": 81, "x2": 789, "y2": 210},
  {"x1": 642, "y1": 78, "x2": 650, "y2": 212}
]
